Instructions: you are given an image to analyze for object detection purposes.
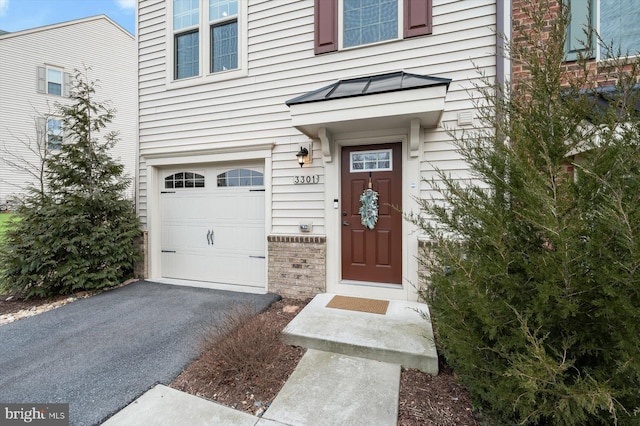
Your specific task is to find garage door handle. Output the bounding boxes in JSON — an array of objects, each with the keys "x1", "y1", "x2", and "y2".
[{"x1": 207, "y1": 229, "x2": 214, "y2": 245}]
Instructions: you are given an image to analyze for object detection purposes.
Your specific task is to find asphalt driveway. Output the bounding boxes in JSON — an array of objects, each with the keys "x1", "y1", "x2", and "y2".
[{"x1": 0, "y1": 280, "x2": 280, "y2": 426}]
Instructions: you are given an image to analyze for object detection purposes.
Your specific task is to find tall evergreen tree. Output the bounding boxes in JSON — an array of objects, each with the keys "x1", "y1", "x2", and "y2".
[
  {"x1": 411, "y1": 2, "x2": 640, "y2": 424},
  {"x1": 0, "y1": 69, "x2": 140, "y2": 298}
]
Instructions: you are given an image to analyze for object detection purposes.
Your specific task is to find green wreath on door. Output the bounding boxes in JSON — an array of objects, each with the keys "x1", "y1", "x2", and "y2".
[{"x1": 359, "y1": 188, "x2": 379, "y2": 230}]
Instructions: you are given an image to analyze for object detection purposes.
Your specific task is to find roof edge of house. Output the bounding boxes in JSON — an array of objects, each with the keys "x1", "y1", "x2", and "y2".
[{"x1": 0, "y1": 15, "x2": 133, "y2": 41}]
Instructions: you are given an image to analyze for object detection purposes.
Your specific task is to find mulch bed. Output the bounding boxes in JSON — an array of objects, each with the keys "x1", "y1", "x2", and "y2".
[
  {"x1": 399, "y1": 363, "x2": 479, "y2": 425},
  {"x1": 0, "y1": 294, "x2": 71, "y2": 315}
]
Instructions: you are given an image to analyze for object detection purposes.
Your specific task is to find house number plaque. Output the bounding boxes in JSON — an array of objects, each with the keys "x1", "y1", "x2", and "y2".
[{"x1": 293, "y1": 175, "x2": 320, "y2": 185}]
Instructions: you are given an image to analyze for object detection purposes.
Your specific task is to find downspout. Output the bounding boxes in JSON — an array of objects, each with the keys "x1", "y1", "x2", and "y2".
[{"x1": 496, "y1": 0, "x2": 511, "y2": 94}]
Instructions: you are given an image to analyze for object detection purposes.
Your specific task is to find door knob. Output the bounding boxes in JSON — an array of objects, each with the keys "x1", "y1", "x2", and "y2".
[{"x1": 343, "y1": 221, "x2": 350, "y2": 226}]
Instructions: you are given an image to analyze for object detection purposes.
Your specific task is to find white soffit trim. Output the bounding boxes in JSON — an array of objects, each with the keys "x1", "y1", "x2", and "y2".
[
  {"x1": 143, "y1": 141, "x2": 275, "y2": 166},
  {"x1": 289, "y1": 85, "x2": 448, "y2": 139}
]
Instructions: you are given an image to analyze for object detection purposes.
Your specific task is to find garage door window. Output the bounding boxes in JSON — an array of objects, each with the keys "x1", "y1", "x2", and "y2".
[
  {"x1": 217, "y1": 168, "x2": 263, "y2": 187},
  {"x1": 165, "y1": 172, "x2": 205, "y2": 189}
]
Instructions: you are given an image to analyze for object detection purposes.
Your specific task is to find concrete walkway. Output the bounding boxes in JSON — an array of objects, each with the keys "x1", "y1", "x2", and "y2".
[{"x1": 103, "y1": 293, "x2": 437, "y2": 426}]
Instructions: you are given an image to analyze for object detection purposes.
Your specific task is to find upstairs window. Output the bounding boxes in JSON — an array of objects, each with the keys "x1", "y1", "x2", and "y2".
[
  {"x1": 565, "y1": 0, "x2": 640, "y2": 61},
  {"x1": 343, "y1": 0, "x2": 398, "y2": 48},
  {"x1": 210, "y1": 0, "x2": 238, "y2": 72},
  {"x1": 600, "y1": 0, "x2": 640, "y2": 58},
  {"x1": 47, "y1": 69, "x2": 62, "y2": 95},
  {"x1": 46, "y1": 118, "x2": 63, "y2": 151},
  {"x1": 169, "y1": 0, "x2": 245, "y2": 83},
  {"x1": 37, "y1": 66, "x2": 70, "y2": 96},
  {"x1": 174, "y1": 0, "x2": 200, "y2": 79},
  {"x1": 314, "y1": 0, "x2": 432, "y2": 54}
]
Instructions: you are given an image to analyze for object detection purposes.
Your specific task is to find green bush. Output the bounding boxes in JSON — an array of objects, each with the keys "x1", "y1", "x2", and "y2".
[
  {"x1": 0, "y1": 69, "x2": 140, "y2": 299},
  {"x1": 410, "y1": 3, "x2": 640, "y2": 425},
  {"x1": 0, "y1": 213, "x2": 13, "y2": 239}
]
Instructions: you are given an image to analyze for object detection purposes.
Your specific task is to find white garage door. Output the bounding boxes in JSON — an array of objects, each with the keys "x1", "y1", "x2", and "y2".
[{"x1": 160, "y1": 166, "x2": 265, "y2": 289}]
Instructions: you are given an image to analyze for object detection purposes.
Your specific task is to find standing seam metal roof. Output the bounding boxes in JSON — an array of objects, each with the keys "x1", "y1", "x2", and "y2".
[{"x1": 286, "y1": 71, "x2": 452, "y2": 106}]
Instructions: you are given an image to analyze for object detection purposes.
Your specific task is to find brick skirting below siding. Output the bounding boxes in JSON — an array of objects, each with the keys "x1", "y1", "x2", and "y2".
[
  {"x1": 135, "y1": 230, "x2": 148, "y2": 279},
  {"x1": 267, "y1": 235, "x2": 326, "y2": 299}
]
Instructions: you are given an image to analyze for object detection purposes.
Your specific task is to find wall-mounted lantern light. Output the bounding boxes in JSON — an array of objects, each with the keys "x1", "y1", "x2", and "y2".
[{"x1": 296, "y1": 145, "x2": 311, "y2": 167}]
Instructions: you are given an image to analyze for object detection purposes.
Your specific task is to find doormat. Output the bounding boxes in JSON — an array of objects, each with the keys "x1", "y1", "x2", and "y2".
[{"x1": 325, "y1": 295, "x2": 389, "y2": 315}]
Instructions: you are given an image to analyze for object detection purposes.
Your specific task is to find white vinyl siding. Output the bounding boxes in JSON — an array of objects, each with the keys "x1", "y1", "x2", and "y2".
[{"x1": 138, "y1": 0, "x2": 496, "y2": 236}]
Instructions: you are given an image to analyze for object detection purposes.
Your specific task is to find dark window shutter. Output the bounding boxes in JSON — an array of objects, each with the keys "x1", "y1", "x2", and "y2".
[
  {"x1": 314, "y1": 0, "x2": 338, "y2": 54},
  {"x1": 404, "y1": 0, "x2": 432, "y2": 38},
  {"x1": 37, "y1": 66, "x2": 46, "y2": 93},
  {"x1": 565, "y1": 0, "x2": 595, "y2": 61}
]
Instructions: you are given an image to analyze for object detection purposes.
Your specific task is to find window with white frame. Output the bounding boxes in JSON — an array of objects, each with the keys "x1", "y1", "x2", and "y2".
[
  {"x1": 314, "y1": 0, "x2": 432, "y2": 54},
  {"x1": 47, "y1": 118, "x2": 63, "y2": 151},
  {"x1": 37, "y1": 66, "x2": 69, "y2": 96},
  {"x1": 343, "y1": 0, "x2": 399, "y2": 48},
  {"x1": 47, "y1": 68, "x2": 63, "y2": 95},
  {"x1": 210, "y1": 0, "x2": 238, "y2": 72},
  {"x1": 174, "y1": 0, "x2": 200, "y2": 79},
  {"x1": 350, "y1": 149, "x2": 393, "y2": 172},
  {"x1": 599, "y1": 0, "x2": 640, "y2": 57},
  {"x1": 164, "y1": 172, "x2": 205, "y2": 188},
  {"x1": 217, "y1": 168, "x2": 263, "y2": 187},
  {"x1": 171, "y1": 0, "x2": 243, "y2": 81},
  {"x1": 565, "y1": 0, "x2": 640, "y2": 61}
]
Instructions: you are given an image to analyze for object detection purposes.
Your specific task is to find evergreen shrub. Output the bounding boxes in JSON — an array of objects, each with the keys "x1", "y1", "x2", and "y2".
[
  {"x1": 0, "y1": 69, "x2": 140, "y2": 298},
  {"x1": 410, "y1": 3, "x2": 640, "y2": 424}
]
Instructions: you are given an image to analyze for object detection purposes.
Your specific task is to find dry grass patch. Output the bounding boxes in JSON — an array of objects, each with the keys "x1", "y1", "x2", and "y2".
[{"x1": 171, "y1": 298, "x2": 307, "y2": 414}]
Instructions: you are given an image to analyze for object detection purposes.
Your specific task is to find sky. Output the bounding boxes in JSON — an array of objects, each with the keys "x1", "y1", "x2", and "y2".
[{"x1": 0, "y1": 0, "x2": 136, "y2": 35}]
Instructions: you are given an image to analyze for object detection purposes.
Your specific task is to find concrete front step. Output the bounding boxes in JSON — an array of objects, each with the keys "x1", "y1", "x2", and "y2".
[
  {"x1": 102, "y1": 385, "x2": 260, "y2": 426},
  {"x1": 261, "y1": 349, "x2": 400, "y2": 426},
  {"x1": 282, "y1": 293, "x2": 438, "y2": 375}
]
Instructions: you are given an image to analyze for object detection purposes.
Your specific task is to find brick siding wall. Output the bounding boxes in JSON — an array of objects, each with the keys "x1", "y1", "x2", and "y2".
[
  {"x1": 135, "y1": 230, "x2": 148, "y2": 279},
  {"x1": 267, "y1": 235, "x2": 326, "y2": 299}
]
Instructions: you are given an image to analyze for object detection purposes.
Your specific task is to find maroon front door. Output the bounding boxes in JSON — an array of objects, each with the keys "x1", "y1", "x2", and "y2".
[{"x1": 341, "y1": 143, "x2": 402, "y2": 284}]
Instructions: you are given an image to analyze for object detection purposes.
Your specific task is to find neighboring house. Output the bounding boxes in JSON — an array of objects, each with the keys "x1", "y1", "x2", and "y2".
[
  {"x1": 512, "y1": 0, "x2": 640, "y2": 87},
  {"x1": 0, "y1": 16, "x2": 137, "y2": 203},
  {"x1": 511, "y1": 0, "x2": 640, "y2": 167},
  {"x1": 137, "y1": 0, "x2": 506, "y2": 301}
]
